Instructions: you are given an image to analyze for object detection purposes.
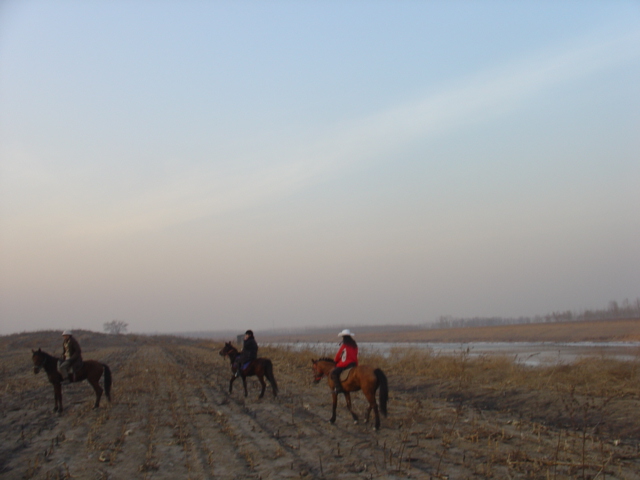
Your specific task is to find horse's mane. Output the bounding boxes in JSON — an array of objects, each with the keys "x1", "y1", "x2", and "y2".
[
  {"x1": 33, "y1": 349, "x2": 59, "y2": 370},
  {"x1": 317, "y1": 357, "x2": 335, "y2": 364},
  {"x1": 34, "y1": 349, "x2": 56, "y2": 360}
]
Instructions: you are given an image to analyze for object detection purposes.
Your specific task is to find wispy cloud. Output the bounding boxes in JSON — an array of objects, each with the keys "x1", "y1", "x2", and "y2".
[{"x1": 3, "y1": 29, "x2": 638, "y2": 240}]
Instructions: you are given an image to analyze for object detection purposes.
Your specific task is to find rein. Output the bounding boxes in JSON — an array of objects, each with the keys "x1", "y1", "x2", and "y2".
[
  {"x1": 313, "y1": 359, "x2": 336, "y2": 382},
  {"x1": 221, "y1": 345, "x2": 238, "y2": 361},
  {"x1": 34, "y1": 351, "x2": 59, "y2": 374}
]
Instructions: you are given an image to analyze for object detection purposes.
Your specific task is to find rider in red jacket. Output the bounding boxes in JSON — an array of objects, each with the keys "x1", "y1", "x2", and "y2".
[{"x1": 331, "y1": 329, "x2": 358, "y2": 394}]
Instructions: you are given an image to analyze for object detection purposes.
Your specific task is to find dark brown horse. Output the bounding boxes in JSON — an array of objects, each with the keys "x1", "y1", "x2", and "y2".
[
  {"x1": 31, "y1": 348, "x2": 112, "y2": 413},
  {"x1": 312, "y1": 358, "x2": 388, "y2": 430},
  {"x1": 218, "y1": 342, "x2": 278, "y2": 398}
]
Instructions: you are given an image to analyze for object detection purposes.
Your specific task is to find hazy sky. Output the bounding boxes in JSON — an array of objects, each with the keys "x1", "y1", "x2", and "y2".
[{"x1": 1, "y1": 1, "x2": 639, "y2": 335}]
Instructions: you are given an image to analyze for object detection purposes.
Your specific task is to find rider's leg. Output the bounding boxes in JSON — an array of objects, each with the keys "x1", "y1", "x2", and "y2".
[
  {"x1": 233, "y1": 356, "x2": 243, "y2": 377},
  {"x1": 59, "y1": 360, "x2": 71, "y2": 383},
  {"x1": 332, "y1": 367, "x2": 344, "y2": 393}
]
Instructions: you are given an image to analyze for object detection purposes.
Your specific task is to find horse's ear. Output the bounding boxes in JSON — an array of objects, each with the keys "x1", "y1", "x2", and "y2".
[{"x1": 38, "y1": 348, "x2": 41, "y2": 352}]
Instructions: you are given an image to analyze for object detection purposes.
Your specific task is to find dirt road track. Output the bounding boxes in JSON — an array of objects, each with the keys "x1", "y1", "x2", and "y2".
[{"x1": 2, "y1": 340, "x2": 640, "y2": 479}]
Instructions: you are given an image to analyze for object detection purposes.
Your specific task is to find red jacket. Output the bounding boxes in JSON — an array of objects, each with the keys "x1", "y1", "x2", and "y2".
[{"x1": 334, "y1": 343, "x2": 358, "y2": 368}]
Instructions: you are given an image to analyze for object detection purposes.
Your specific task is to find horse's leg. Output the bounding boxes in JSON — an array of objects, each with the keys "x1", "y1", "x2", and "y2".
[
  {"x1": 344, "y1": 392, "x2": 359, "y2": 424},
  {"x1": 372, "y1": 402, "x2": 380, "y2": 430},
  {"x1": 229, "y1": 375, "x2": 236, "y2": 394},
  {"x1": 363, "y1": 386, "x2": 373, "y2": 423},
  {"x1": 330, "y1": 391, "x2": 338, "y2": 424},
  {"x1": 242, "y1": 376, "x2": 248, "y2": 398},
  {"x1": 266, "y1": 364, "x2": 278, "y2": 397},
  {"x1": 89, "y1": 375, "x2": 103, "y2": 408},
  {"x1": 364, "y1": 403, "x2": 373, "y2": 424},
  {"x1": 54, "y1": 383, "x2": 62, "y2": 413},
  {"x1": 257, "y1": 373, "x2": 266, "y2": 399},
  {"x1": 363, "y1": 390, "x2": 380, "y2": 430}
]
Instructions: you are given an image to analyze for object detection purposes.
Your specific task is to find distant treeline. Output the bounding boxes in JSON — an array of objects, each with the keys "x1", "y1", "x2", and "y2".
[{"x1": 434, "y1": 298, "x2": 640, "y2": 329}]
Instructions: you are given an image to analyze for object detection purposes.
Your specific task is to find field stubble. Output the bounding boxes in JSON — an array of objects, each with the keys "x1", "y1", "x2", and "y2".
[{"x1": 1, "y1": 333, "x2": 640, "y2": 479}]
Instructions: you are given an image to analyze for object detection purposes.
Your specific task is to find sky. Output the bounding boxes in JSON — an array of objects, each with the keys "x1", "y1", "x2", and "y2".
[{"x1": 1, "y1": 1, "x2": 639, "y2": 335}]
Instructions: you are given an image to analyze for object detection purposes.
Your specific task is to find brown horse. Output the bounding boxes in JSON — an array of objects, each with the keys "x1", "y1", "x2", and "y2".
[
  {"x1": 31, "y1": 348, "x2": 112, "y2": 413},
  {"x1": 312, "y1": 358, "x2": 388, "y2": 430},
  {"x1": 218, "y1": 342, "x2": 278, "y2": 398}
]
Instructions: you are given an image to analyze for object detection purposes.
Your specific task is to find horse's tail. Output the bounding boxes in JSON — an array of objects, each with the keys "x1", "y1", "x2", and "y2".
[
  {"x1": 374, "y1": 368, "x2": 388, "y2": 417},
  {"x1": 103, "y1": 364, "x2": 112, "y2": 402},
  {"x1": 265, "y1": 360, "x2": 278, "y2": 396}
]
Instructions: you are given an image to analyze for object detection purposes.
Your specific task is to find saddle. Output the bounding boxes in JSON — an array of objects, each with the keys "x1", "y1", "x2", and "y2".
[
  {"x1": 241, "y1": 360, "x2": 255, "y2": 372},
  {"x1": 339, "y1": 365, "x2": 355, "y2": 382},
  {"x1": 58, "y1": 358, "x2": 84, "y2": 376},
  {"x1": 74, "y1": 359, "x2": 84, "y2": 373}
]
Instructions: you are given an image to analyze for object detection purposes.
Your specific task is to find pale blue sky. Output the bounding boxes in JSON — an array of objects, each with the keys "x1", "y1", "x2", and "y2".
[{"x1": 1, "y1": 1, "x2": 639, "y2": 335}]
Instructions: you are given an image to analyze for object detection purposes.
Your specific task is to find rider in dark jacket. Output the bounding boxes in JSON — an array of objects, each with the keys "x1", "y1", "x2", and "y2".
[
  {"x1": 234, "y1": 330, "x2": 258, "y2": 376},
  {"x1": 60, "y1": 330, "x2": 82, "y2": 384}
]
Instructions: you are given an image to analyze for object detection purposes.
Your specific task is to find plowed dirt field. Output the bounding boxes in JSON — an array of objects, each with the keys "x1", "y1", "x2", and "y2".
[{"x1": 2, "y1": 332, "x2": 640, "y2": 479}]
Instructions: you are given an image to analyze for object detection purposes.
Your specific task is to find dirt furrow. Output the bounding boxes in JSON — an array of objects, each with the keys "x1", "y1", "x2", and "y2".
[
  {"x1": 184, "y1": 344, "x2": 403, "y2": 478},
  {"x1": 169, "y1": 344, "x2": 333, "y2": 478},
  {"x1": 159, "y1": 345, "x2": 259, "y2": 479},
  {"x1": 4, "y1": 334, "x2": 640, "y2": 479}
]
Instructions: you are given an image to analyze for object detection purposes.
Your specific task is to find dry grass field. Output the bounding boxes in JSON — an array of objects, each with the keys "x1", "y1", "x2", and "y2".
[{"x1": 1, "y1": 328, "x2": 640, "y2": 479}]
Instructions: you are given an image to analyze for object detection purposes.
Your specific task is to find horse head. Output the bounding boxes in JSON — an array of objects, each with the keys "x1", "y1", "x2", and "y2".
[
  {"x1": 32, "y1": 348, "x2": 45, "y2": 374},
  {"x1": 311, "y1": 359, "x2": 326, "y2": 384},
  {"x1": 219, "y1": 341, "x2": 236, "y2": 358}
]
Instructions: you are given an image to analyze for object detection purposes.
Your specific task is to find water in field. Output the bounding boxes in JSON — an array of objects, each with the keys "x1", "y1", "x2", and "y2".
[{"x1": 269, "y1": 341, "x2": 640, "y2": 366}]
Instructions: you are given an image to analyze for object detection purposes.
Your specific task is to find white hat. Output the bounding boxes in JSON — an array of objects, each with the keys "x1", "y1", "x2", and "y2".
[
  {"x1": 62, "y1": 330, "x2": 73, "y2": 336},
  {"x1": 338, "y1": 329, "x2": 354, "y2": 337}
]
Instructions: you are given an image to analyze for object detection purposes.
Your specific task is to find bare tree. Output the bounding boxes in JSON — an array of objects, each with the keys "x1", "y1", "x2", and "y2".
[{"x1": 104, "y1": 320, "x2": 128, "y2": 335}]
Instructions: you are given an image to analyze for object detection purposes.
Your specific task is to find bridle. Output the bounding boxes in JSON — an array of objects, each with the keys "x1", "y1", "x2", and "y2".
[
  {"x1": 312, "y1": 363, "x2": 327, "y2": 383},
  {"x1": 219, "y1": 345, "x2": 237, "y2": 359},
  {"x1": 32, "y1": 352, "x2": 48, "y2": 374}
]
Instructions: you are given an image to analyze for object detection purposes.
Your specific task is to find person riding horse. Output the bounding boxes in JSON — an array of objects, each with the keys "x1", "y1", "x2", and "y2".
[
  {"x1": 331, "y1": 329, "x2": 358, "y2": 394},
  {"x1": 233, "y1": 330, "x2": 258, "y2": 377},
  {"x1": 59, "y1": 330, "x2": 82, "y2": 384}
]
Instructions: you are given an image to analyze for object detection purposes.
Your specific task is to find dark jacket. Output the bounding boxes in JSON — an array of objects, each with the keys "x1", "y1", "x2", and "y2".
[
  {"x1": 242, "y1": 336, "x2": 258, "y2": 363},
  {"x1": 63, "y1": 336, "x2": 82, "y2": 364}
]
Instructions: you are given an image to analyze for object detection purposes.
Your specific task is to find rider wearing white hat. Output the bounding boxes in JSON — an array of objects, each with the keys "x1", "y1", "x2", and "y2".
[
  {"x1": 332, "y1": 329, "x2": 358, "y2": 394},
  {"x1": 60, "y1": 331, "x2": 82, "y2": 384}
]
